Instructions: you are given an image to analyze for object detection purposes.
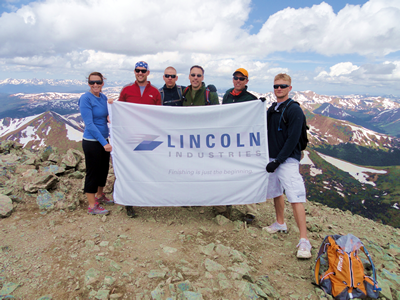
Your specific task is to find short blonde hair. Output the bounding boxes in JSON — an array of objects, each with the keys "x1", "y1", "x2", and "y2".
[
  {"x1": 274, "y1": 73, "x2": 291, "y2": 85},
  {"x1": 164, "y1": 66, "x2": 177, "y2": 73}
]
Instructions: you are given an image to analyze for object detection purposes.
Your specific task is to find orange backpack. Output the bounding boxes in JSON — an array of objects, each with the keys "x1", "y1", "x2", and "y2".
[{"x1": 314, "y1": 234, "x2": 381, "y2": 300}]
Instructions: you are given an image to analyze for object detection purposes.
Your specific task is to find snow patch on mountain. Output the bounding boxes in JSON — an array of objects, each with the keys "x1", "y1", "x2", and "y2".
[
  {"x1": 317, "y1": 152, "x2": 387, "y2": 186},
  {"x1": 300, "y1": 150, "x2": 323, "y2": 176},
  {"x1": 19, "y1": 125, "x2": 39, "y2": 147},
  {"x1": 12, "y1": 92, "x2": 82, "y2": 100},
  {"x1": 66, "y1": 124, "x2": 83, "y2": 141},
  {"x1": 0, "y1": 114, "x2": 42, "y2": 136}
]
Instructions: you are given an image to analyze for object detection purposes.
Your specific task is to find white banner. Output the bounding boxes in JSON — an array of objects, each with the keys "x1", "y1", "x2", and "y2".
[{"x1": 109, "y1": 100, "x2": 268, "y2": 206}]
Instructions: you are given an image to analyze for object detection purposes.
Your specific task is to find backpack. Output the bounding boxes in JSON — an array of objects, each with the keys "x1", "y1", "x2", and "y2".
[
  {"x1": 159, "y1": 85, "x2": 183, "y2": 106},
  {"x1": 314, "y1": 234, "x2": 381, "y2": 300},
  {"x1": 272, "y1": 99, "x2": 309, "y2": 150},
  {"x1": 183, "y1": 84, "x2": 216, "y2": 105}
]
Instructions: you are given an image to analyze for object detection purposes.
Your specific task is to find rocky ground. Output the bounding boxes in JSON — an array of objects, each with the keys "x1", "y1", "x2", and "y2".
[{"x1": 0, "y1": 141, "x2": 400, "y2": 300}]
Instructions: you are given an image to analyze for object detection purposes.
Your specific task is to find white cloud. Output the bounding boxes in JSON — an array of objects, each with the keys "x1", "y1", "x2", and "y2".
[
  {"x1": 315, "y1": 61, "x2": 400, "y2": 86},
  {"x1": 1, "y1": 0, "x2": 399, "y2": 59},
  {"x1": 0, "y1": 0, "x2": 252, "y2": 58},
  {"x1": 253, "y1": 0, "x2": 400, "y2": 56},
  {"x1": 0, "y1": 0, "x2": 400, "y2": 94}
]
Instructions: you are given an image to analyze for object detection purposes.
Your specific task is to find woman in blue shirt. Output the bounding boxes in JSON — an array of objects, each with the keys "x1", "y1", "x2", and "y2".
[{"x1": 79, "y1": 72, "x2": 113, "y2": 215}]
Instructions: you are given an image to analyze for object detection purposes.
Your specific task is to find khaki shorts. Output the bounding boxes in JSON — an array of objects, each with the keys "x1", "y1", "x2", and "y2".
[{"x1": 266, "y1": 161, "x2": 306, "y2": 203}]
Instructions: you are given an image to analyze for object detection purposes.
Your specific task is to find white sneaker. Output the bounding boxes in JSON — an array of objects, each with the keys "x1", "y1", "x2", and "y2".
[
  {"x1": 296, "y1": 238, "x2": 312, "y2": 259},
  {"x1": 262, "y1": 222, "x2": 288, "y2": 234}
]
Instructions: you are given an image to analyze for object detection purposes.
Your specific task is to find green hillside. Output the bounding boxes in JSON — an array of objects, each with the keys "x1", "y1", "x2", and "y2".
[
  {"x1": 313, "y1": 143, "x2": 400, "y2": 166},
  {"x1": 302, "y1": 149, "x2": 399, "y2": 228}
]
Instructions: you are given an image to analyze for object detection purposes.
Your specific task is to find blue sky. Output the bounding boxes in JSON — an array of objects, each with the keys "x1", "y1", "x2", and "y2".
[{"x1": 0, "y1": 0, "x2": 399, "y2": 96}]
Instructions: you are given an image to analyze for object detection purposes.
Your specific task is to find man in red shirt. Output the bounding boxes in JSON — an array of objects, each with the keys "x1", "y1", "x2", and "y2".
[
  {"x1": 117, "y1": 61, "x2": 161, "y2": 218},
  {"x1": 119, "y1": 61, "x2": 161, "y2": 105}
]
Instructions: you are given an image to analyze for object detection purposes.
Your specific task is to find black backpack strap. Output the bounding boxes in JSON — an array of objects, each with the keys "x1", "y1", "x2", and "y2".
[
  {"x1": 176, "y1": 85, "x2": 182, "y2": 99},
  {"x1": 278, "y1": 99, "x2": 294, "y2": 131},
  {"x1": 159, "y1": 88, "x2": 164, "y2": 103},
  {"x1": 182, "y1": 86, "x2": 190, "y2": 104},
  {"x1": 281, "y1": 100, "x2": 299, "y2": 124}
]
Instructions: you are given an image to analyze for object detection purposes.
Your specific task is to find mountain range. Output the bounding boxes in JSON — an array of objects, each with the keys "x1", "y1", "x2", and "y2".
[
  {"x1": 0, "y1": 78, "x2": 123, "y2": 94},
  {"x1": 0, "y1": 80, "x2": 399, "y2": 227}
]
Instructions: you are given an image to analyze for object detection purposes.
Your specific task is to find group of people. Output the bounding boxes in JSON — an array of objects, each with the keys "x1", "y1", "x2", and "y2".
[{"x1": 78, "y1": 62, "x2": 312, "y2": 259}]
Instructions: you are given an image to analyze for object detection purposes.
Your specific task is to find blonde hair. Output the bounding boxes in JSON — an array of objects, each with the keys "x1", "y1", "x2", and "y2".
[
  {"x1": 274, "y1": 73, "x2": 291, "y2": 85},
  {"x1": 164, "y1": 66, "x2": 177, "y2": 73}
]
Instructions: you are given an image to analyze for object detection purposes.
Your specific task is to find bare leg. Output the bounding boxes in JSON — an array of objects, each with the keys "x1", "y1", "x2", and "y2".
[
  {"x1": 86, "y1": 193, "x2": 96, "y2": 208},
  {"x1": 273, "y1": 195, "x2": 285, "y2": 224},
  {"x1": 95, "y1": 186, "x2": 104, "y2": 199},
  {"x1": 291, "y1": 202, "x2": 308, "y2": 239}
]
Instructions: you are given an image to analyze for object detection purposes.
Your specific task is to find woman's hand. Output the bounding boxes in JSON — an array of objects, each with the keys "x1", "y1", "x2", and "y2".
[
  {"x1": 108, "y1": 98, "x2": 114, "y2": 104},
  {"x1": 104, "y1": 144, "x2": 112, "y2": 152}
]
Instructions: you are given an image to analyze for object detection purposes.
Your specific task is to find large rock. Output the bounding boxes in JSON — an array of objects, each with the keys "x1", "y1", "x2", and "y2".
[
  {"x1": 84, "y1": 268, "x2": 100, "y2": 286},
  {"x1": 0, "y1": 140, "x2": 22, "y2": 153},
  {"x1": 40, "y1": 165, "x2": 65, "y2": 175},
  {"x1": 214, "y1": 215, "x2": 230, "y2": 226},
  {"x1": 61, "y1": 149, "x2": 83, "y2": 168},
  {"x1": 0, "y1": 281, "x2": 20, "y2": 296},
  {"x1": 76, "y1": 159, "x2": 86, "y2": 172},
  {"x1": 35, "y1": 190, "x2": 77, "y2": 211},
  {"x1": 36, "y1": 190, "x2": 57, "y2": 210},
  {"x1": 48, "y1": 152, "x2": 61, "y2": 163},
  {"x1": 0, "y1": 194, "x2": 13, "y2": 217},
  {"x1": 15, "y1": 165, "x2": 36, "y2": 174},
  {"x1": 0, "y1": 169, "x2": 12, "y2": 186},
  {"x1": 38, "y1": 146, "x2": 56, "y2": 162},
  {"x1": 23, "y1": 155, "x2": 40, "y2": 166},
  {"x1": 256, "y1": 275, "x2": 281, "y2": 299},
  {"x1": 24, "y1": 173, "x2": 59, "y2": 193},
  {"x1": 204, "y1": 259, "x2": 226, "y2": 272}
]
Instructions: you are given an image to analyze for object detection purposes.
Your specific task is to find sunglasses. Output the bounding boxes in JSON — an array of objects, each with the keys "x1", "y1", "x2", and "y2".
[
  {"x1": 233, "y1": 76, "x2": 247, "y2": 81},
  {"x1": 135, "y1": 69, "x2": 147, "y2": 73},
  {"x1": 273, "y1": 84, "x2": 290, "y2": 89},
  {"x1": 164, "y1": 74, "x2": 176, "y2": 78},
  {"x1": 190, "y1": 74, "x2": 202, "y2": 78},
  {"x1": 88, "y1": 80, "x2": 103, "y2": 85}
]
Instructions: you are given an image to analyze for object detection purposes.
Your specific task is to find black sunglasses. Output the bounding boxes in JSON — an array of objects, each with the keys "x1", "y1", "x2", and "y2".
[
  {"x1": 190, "y1": 74, "x2": 202, "y2": 78},
  {"x1": 164, "y1": 74, "x2": 176, "y2": 78},
  {"x1": 233, "y1": 76, "x2": 247, "y2": 81},
  {"x1": 135, "y1": 69, "x2": 147, "y2": 73},
  {"x1": 273, "y1": 84, "x2": 290, "y2": 89},
  {"x1": 88, "y1": 80, "x2": 103, "y2": 85}
]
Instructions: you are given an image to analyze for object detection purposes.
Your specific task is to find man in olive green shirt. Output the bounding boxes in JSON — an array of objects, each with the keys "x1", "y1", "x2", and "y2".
[{"x1": 182, "y1": 65, "x2": 219, "y2": 106}]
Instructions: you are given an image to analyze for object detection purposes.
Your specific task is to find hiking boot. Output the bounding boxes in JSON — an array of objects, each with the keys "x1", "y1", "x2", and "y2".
[
  {"x1": 243, "y1": 214, "x2": 256, "y2": 224},
  {"x1": 262, "y1": 222, "x2": 288, "y2": 234},
  {"x1": 126, "y1": 206, "x2": 136, "y2": 218},
  {"x1": 296, "y1": 238, "x2": 312, "y2": 259},
  {"x1": 224, "y1": 205, "x2": 232, "y2": 219},
  {"x1": 88, "y1": 203, "x2": 109, "y2": 215},
  {"x1": 95, "y1": 193, "x2": 114, "y2": 205},
  {"x1": 214, "y1": 205, "x2": 231, "y2": 219}
]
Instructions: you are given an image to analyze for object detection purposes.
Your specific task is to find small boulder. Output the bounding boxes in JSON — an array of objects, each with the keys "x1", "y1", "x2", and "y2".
[
  {"x1": 24, "y1": 173, "x2": 59, "y2": 193},
  {"x1": 0, "y1": 194, "x2": 13, "y2": 217},
  {"x1": 61, "y1": 149, "x2": 82, "y2": 168}
]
